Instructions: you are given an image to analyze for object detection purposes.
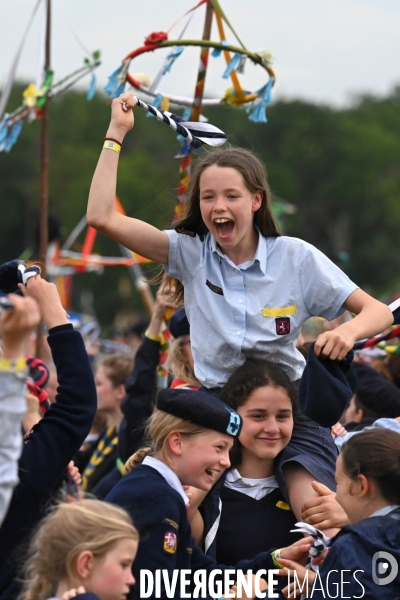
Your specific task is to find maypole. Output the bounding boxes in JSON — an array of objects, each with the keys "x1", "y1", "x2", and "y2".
[
  {"x1": 176, "y1": 1, "x2": 213, "y2": 214},
  {"x1": 37, "y1": 0, "x2": 51, "y2": 358},
  {"x1": 39, "y1": 0, "x2": 51, "y2": 277}
]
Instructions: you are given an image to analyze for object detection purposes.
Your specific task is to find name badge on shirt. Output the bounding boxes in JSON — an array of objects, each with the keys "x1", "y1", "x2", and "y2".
[{"x1": 206, "y1": 280, "x2": 224, "y2": 296}]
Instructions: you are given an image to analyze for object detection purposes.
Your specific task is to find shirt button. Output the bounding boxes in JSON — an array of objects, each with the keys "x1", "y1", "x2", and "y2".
[
  {"x1": 238, "y1": 299, "x2": 243, "y2": 304},
  {"x1": 236, "y1": 331, "x2": 241, "y2": 336}
]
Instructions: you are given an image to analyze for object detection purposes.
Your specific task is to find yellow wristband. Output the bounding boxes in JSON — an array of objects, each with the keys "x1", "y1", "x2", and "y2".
[
  {"x1": 103, "y1": 140, "x2": 121, "y2": 154},
  {"x1": 0, "y1": 357, "x2": 27, "y2": 372},
  {"x1": 271, "y1": 548, "x2": 285, "y2": 569},
  {"x1": 145, "y1": 329, "x2": 161, "y2": 342}
]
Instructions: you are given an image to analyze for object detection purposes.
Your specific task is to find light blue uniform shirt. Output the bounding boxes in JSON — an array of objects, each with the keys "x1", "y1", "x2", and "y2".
[
  {"x1": 164, "y1": 229, "x2": 358, "y2": 388},
  {"x1": 335, "y1": 417, "x2": 400, "y2": 451}
]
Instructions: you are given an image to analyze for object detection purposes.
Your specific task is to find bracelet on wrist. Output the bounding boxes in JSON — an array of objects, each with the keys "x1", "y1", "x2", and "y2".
[
  {"x1": 104, "y1": 136, "x2": 123, "y2": 147},
  {"x1": 145, "y1": 329, "x2": 161, "y2": 342},
  {"x1": 271, "y1": 548, "x2": 285, "y2": 569},
  {"x1": 103, "y1": 140, "x2": 122, "y2": 154},
  {"x1": 0, "y1": 357, "x2": 27, "y2": 372}
]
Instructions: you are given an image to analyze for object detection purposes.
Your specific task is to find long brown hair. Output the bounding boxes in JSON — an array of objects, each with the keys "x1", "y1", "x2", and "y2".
[{"x1": 156, "y1": 146, "x2": 282, "y2": 304}]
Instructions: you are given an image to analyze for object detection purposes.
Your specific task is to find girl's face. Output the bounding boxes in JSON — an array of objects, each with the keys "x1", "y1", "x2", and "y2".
[
  {"x1": 95, "y1": 366, "x2": 122, "y2": 413},
  {"x1": 199, "y1": 165, "x2": 262, "y2": 260},
  {"x1": 86, "y1": 538, "x2": 137, "y2": 600},
  {"x1": 342, "y1": 395, "x2": 362, "y2": 424},
  {"x1": 177, "y1": 430, "x2": 233, "y2": 490},
  {"x1": 237, "y1": 385, "x2": 294, "y2": 463},
  {"x1": 335, "y1": 454, "x2": 363, "y2": 525}
]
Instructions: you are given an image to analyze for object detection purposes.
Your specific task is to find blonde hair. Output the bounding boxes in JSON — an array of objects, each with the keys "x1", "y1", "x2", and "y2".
[
  {"x1": 19, "y1": 500, "x2": 138, "y2": 600},
  {"x1": 125, "y1": 411, "x2": 208, "y2": 473},
  {"x1": 166, "y1": 337, "x2": 201, "y2": 388}
]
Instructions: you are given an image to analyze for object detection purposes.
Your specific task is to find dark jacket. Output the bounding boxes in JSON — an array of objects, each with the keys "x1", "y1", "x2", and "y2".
[
  {"x1": 0, "y1": 324, "x2": 96, "y2": 598},
  {"x1": 92, "y1": 336, "x2": 159, "y2": 499},
  {"x1": 201, "y1": 346, "x2": 350, "y2": 559},
  {"x1": 308, "y1": 514, "x2": 400, "y2": 599},
  {"x1": 106, "y1": 464, "x2": 277, "y2": 600}
]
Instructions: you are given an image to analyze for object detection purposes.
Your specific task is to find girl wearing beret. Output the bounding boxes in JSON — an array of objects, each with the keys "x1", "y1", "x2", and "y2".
[
  {"x1": 88, "y1": 93, "x2": 392, "y2": 391},
  {"x1": 106, "y1": 388, "x2": 313, "y2": 600},
  {"x1": 188, "y1": 358, "x2": 345, "y2": 564}
]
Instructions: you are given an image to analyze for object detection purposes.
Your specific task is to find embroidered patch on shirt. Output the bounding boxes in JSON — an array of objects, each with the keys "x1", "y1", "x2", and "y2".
[
  {"x1": 275, "y1": 317, "x2": 291, "y2": 335},
  {"x1": 177, "y1": 228, "x2": 196, "y2": 237},
  {"x1": 262, "y1": 305, "x2": 297, "y2": 317},
  {"x1": 206, "y1": 280, "x2": 224, "y2": 295},
  {"x1": 162, "y1": 517, "x2": 179, "y2": 530},
  {"x1": 276, "y1": 500, "x2": 291, "y2": 510},
  {"x1": 164, "y1": 532, "x2": 177, "y2": 554}
]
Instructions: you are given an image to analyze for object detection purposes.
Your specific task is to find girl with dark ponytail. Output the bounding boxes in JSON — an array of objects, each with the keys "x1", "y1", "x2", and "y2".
[{"x1": 278, "y1": 429, "x2": 400, "y2": 599}]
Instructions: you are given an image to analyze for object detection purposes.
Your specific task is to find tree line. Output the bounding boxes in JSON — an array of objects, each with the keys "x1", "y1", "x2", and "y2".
[{"x1": 1, "y1": 84, "x2": 400, "y2": 328}]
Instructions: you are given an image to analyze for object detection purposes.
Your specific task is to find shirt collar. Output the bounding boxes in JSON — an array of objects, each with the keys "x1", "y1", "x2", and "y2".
[
  {"x1": 142, "y1": 456, "x2": 189, "y2": 506},
  {"x1": 369, "y1": 505, "x2": 400, "y2": 519},
  {"x1": 209, "y1": 228, "x2": 267, "y2": 275},
  {"x1": 224, "y1": 468, "x2": 278, "y2": 500}
]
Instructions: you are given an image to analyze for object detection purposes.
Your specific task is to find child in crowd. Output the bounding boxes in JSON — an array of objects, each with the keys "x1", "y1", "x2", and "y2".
[
  {"x1": 87, "y1": 92, "x2": 392, "y2": 389},
  {"x1": 106, "y1": 387, "x2": 313, "y2": 600},
  {"x1": 0, "y1": 293, "x2": 41, "y2": 525},
  {"x1": 79, "y1": 354, "x2": 133, "y2": 493},
  {"x1": 278, "y1": 429, "x2": 400, "y2": 599},
  {"x1": 168, "y1": 307, "x2": 200, "y2": 390},
  {"x1": 18, "y1": 500, "x2": 138, "y2": 600},
  {"x1": 0, "y1": 274, "x2": 97, "y2": 600}
]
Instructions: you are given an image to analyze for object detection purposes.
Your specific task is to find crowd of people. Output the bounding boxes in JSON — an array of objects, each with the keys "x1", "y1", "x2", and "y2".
[{"x1": 0, "y1": 92, "x2": 400, "y2": 600}]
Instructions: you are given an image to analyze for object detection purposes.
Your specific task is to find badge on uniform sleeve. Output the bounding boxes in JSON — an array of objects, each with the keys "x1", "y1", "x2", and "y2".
[
  {"x1": 275, "y1": 317, "x2": 290, "y2": 335},
  {"x1": 164, "y1": 532, "x2": 177, "y2": 554}
]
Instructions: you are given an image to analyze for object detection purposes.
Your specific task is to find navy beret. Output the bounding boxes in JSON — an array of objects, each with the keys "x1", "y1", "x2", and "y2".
[
  {"x1": 157, "y1": 388, "x2": 242, "y2": 437},
  {"x1": 355, "y1": 370, "x2": 400, "y2": 419},
  {"x1": 169, "y1": 307, "x2": 190, "y2": 339}
]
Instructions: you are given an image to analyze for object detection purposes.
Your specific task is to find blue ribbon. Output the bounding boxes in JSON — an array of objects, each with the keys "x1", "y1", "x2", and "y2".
[
  {"x1": 222, "y1": 52, "x2": 242, "y2": 79},
  {"x1": 103, "y1": 61, "x2": 129, "y2": 98},
  {"x1": 163, "y1": 46, "x2": 184, "y2": 75},
  {"x1": 87, "y1": 73, "x2": 96, "y2": 100},
  {"x1": 212, "y1": 40, "x2": 228, "y2": 58},
  {"x1": 247, "y1": 77, "x2": 274, "y2": 123},
  {"x1": 5, "y1": 120, "x2": 24, "y2": 152}
]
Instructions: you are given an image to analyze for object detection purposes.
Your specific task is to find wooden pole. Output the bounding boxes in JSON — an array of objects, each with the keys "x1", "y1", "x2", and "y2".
[
  {"x1": 176, "y1": 1, "x2": 214, "y2": 213},
  {"x1": 36, "y1": 0, "x2": 51, "y2": 358}
]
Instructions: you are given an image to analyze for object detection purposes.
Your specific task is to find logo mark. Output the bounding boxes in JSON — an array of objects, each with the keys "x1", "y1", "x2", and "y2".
[
  {"x1": 372, "y1": 551, "x2": 398, "y2": 586},
  {"x1": 275, "y1": 317, "x2": 290, "y2": 335}
]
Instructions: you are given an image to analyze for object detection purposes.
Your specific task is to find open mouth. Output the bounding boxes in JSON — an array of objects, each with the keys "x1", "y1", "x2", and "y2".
[
  {"x1": 214, "y1": 218, "x2": 234, "y2": 238},
  {"x1": 205, "y1": 468, "x2": 219, "y2": 481}
]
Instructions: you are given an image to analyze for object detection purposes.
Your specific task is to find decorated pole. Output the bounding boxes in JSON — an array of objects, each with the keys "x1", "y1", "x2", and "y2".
[
  {"x1": 39, "y1": 0, "x2": 51, "y2": 276},
  {"x1": 176, "y1": 0, "x2": 214, "y2": 214},
  {"x1": 36, "y1": 0, "x2": 51, "y2": 358}
]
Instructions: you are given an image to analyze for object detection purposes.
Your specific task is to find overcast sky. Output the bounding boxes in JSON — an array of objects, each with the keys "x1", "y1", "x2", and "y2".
[{"x1": 1, "y1": 0, "x2": 400, "y2": 108}]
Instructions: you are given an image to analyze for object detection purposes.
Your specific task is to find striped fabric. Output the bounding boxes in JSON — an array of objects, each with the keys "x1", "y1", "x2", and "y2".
[
  {"x1": 127, "y1": 96, "x2": 227, "y2": 149},
  {"x1": 82, "y1": 426, "x2": 119, "y2": 491}
]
